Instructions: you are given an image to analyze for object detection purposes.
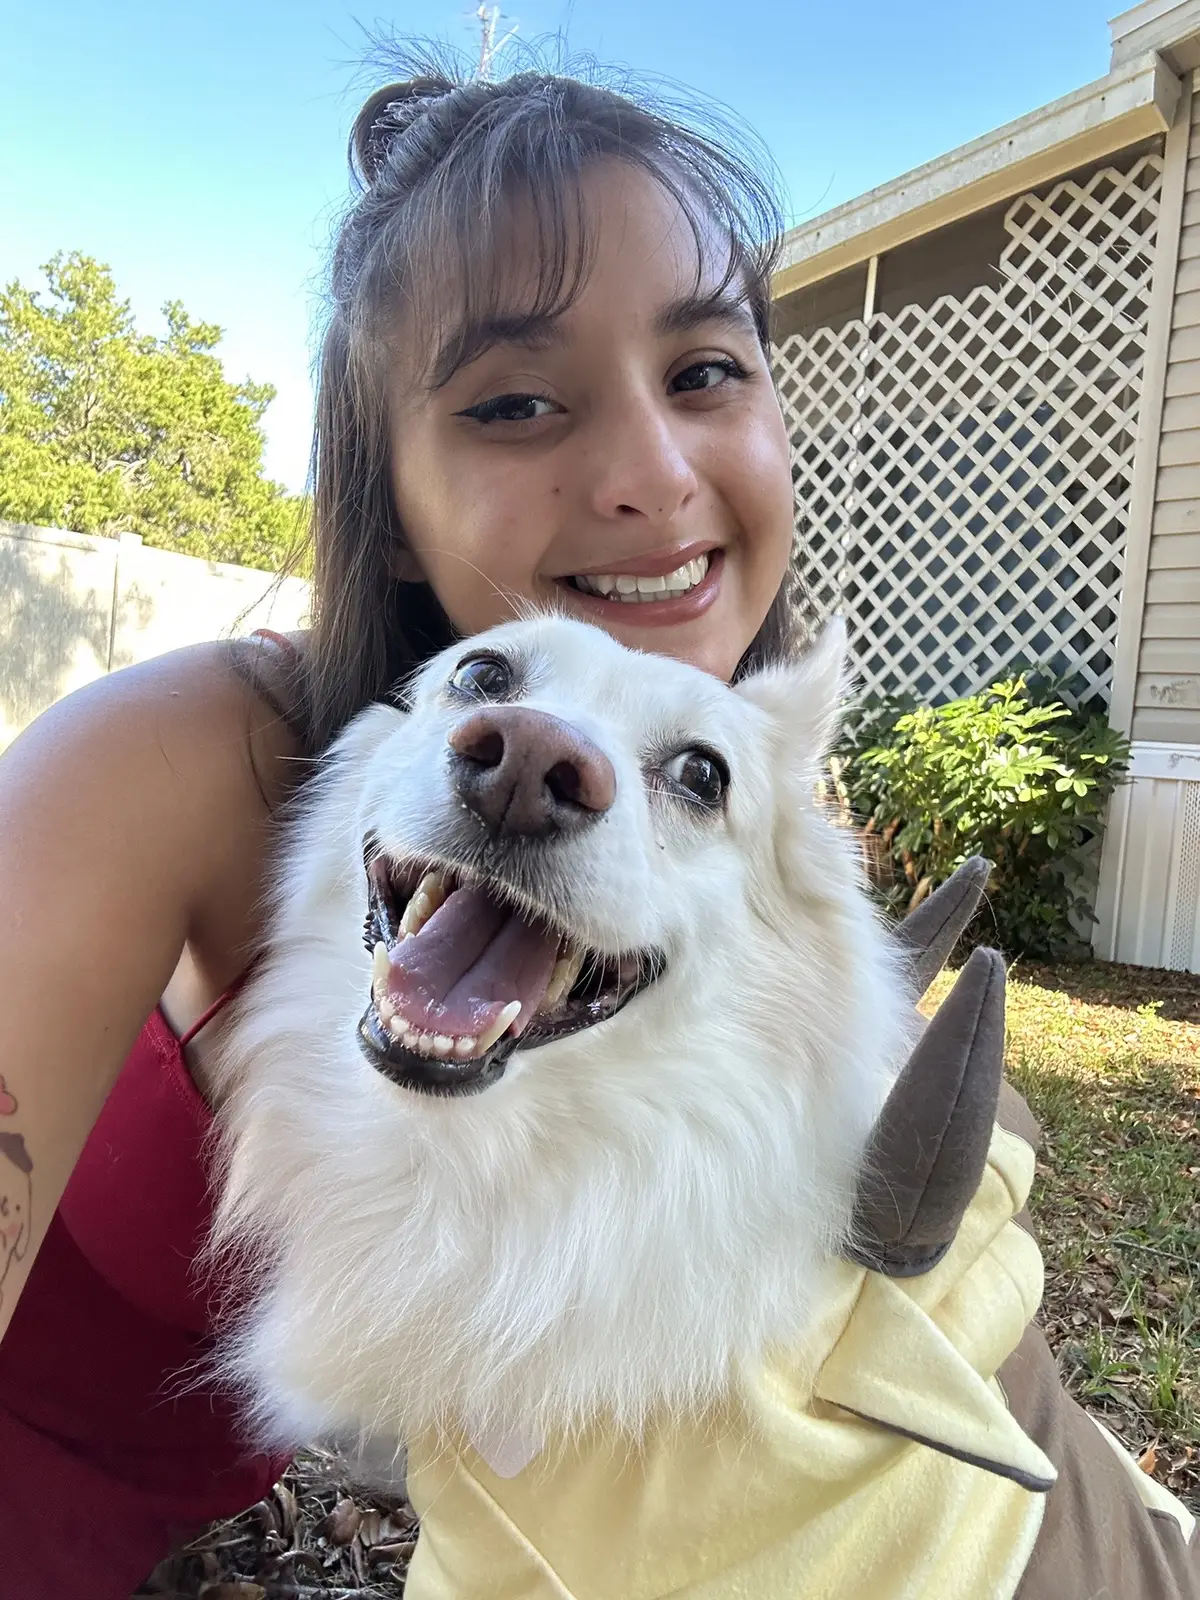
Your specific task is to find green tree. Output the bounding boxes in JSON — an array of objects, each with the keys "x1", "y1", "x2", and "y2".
[{"x1": 0, "y1": 251, "x2": 306, "y2": 570}]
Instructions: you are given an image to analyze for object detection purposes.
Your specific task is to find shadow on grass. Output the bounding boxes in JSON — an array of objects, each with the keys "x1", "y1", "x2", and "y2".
[{"x1": 1009, "y1": 958, "x2": 1200, "y2": 1024}]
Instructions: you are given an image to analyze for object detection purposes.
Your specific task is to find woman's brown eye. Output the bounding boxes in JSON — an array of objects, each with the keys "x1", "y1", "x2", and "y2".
[
  {"x1": 672, "y1": 358, "x2": 746, "y2": 393},
  {"x1": 663, "y1": 748, "x2": 728, "y2": 807},
  {"x1": 450, "y1": 655, "x2": 512, "y2": 700},
  {"x1": 457, "y1": 393, "x2": 558, "y2": 424}
]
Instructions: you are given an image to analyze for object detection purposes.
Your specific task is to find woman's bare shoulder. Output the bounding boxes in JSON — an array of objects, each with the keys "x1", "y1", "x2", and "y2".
[
  {"x1": 1, "y1": 639, "x2": 306, "y2": 945},
  {"x1": 7, "y1": 638, "x2": 302, "y2": 798}
]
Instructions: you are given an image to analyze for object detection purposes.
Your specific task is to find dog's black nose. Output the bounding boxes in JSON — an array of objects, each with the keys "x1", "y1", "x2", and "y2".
[{"x1": 449, "y1": 708, "x2": 616, "y2": 838}]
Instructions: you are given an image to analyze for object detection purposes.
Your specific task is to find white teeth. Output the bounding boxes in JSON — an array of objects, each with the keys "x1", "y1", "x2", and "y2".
[
  {"x1": 371, "y1": 939, "x2": 396, "y2": 1024},
  {"x1": 575, "y1": 554, "x2": 710, "y2": 603},
  {"x1": 477, "y1": 999, "x2": 523, "y2": 1054},
  {"x1": 370, "y1": 878, "x2": 582, "y2": 1068},
  {"x1": 541, "y1": 946, "x2": 584, "y2": 1013},
  {"x1": 372, "y1": 940, "x2": 389, "y2": 995},
  {"x1": 399, "y1": 868, "x2": 450, "y2": 937},
  {"x1": 402, "y1": 1028, "x2": 485, "y2": 1061}
]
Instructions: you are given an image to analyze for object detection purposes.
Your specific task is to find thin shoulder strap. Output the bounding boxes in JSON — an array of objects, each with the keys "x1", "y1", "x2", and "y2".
[
  {"x1": 231, "y1": 627, "x2": 312, "y2": 752},
  {"x1": 178, "y1": 958, "x2": 262, "y2": 1048},
  {"x1": 179, "y1": 630, "x2": 301, "y2": 1049},
  {"x1": 248, "y1": 626, "x2": 301, "y2": 663}
]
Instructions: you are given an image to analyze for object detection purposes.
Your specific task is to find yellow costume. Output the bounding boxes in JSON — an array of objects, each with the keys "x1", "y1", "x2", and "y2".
[{"x1": 402, "y1": 866, "x2": 1199, "y2": 1600}]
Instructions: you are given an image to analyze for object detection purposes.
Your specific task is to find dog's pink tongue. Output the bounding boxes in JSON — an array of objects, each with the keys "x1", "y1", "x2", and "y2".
[{"x1": 385, "y1": 884, "x2": 561, "y2": 1041}]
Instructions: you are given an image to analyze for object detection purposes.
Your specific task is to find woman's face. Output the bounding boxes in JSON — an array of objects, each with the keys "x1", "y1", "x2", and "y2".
[{"x1": 387, "y1": 161, "x2": 794, "y2": 682}]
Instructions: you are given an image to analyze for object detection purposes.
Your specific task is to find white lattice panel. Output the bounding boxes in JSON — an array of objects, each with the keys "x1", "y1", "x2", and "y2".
[{"x1": 775, "y1": 154, "x2": 1163, "y2": 705}]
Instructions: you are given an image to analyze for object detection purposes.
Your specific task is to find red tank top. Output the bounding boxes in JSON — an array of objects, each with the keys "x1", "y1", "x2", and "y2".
[
  {"x1": 0, "y1": 1001, "x2": 292, "y2": 1598},
  {"x1": 0, "y1": 632, "x2": 300, "y2": 1598}
]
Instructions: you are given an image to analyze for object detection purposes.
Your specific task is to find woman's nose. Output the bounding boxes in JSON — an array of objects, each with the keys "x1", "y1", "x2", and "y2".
[{"x1": 583, "y1": 391, "x2": 699, "y2": 525}]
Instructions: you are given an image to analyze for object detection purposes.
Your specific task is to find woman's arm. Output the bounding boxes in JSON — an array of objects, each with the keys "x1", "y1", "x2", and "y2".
[{"x1": 0, "y1": 642, "x2": 297, "y2": 1341}]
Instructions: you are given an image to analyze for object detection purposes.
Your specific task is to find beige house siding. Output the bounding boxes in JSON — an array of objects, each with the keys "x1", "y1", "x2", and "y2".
[{"x1": 1134, "y1": 79, "x2": 1200, "y2": 742}]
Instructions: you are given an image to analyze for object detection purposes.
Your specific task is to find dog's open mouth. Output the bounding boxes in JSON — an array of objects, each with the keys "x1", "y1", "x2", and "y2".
[{"x1": 357, "y1": 835, "x2": 664, "y2": 1094}]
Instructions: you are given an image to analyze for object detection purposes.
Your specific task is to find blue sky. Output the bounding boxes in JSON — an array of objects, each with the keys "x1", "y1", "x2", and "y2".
[{"x1": 1, "y1": 1, "x2": 1114, "y2": 492}]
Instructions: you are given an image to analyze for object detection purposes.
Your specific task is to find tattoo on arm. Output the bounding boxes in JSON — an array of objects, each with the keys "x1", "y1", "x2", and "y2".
[{"x1": 0, "y1": 1078, "x2": 32, "y2": 1313}]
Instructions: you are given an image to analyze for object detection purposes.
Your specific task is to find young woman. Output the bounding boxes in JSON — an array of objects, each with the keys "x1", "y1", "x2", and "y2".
[{"x1": 0, "y1": 58, "x2": 800, "y2": 1595}]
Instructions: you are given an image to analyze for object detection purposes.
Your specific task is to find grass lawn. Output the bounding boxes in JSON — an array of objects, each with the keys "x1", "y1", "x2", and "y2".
[
  {"x1": 953, "y1": 958, "x2": 1199, "y2": 1517},
  {"x1": 137, "y1": 959, "x2": 1200, "y2": 1597}
]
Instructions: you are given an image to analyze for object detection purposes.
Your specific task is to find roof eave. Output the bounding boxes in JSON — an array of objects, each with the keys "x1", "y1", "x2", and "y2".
[
  {"x1": 1111, "y1": 0, "x2": 1200, "y2": 72},
  {"x1": 773, "y1": 51, "x2": 1180, "y2": 300}
]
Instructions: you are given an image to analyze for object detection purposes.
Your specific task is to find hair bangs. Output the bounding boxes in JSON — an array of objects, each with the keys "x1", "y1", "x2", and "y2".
[
  {"x1": 295, "y1": 44, "x2": 797, "y2": 756},
  {"x1": 351, "y1": 73, "x2": 782, "y2": 389}
]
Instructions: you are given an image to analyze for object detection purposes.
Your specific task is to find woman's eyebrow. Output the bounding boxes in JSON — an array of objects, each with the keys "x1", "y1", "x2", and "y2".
[
  {"x1": 430, "y1": 313, "x2": 559, "y2": 389},
  {"x1": 654, "y1": 290, "x2": 757, "y2": 339},
  {"x1": 430, "y1": 290, "x2": 756, "y2": 390}
]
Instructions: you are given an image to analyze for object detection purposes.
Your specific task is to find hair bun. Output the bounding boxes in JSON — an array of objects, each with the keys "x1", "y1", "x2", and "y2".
[{"x1": 351, "y1": 75, "x2": 459, "y2": 185}]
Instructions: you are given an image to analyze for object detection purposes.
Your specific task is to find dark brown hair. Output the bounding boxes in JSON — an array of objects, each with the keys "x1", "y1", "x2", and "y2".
[{"x1": 294, "y1": 45, "x2": 801, "y2": 754}]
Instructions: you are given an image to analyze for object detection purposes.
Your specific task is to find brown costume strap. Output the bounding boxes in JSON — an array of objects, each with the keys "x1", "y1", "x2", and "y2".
[{"x1": 1002, "y1": 1323, "x2": 1200, "y2": 1598}]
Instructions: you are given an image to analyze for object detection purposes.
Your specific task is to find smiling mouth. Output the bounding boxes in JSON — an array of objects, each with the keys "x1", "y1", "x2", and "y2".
[
  {"x1": 567, "y1": 551, "x2": 713, "y2": 602},
  {"x1": 358, "y1": 835, "x2": 664, "y2": 1095}
]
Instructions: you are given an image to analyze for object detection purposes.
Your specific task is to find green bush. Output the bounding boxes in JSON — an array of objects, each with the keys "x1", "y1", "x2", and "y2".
[{"x1": 831, "y1": 676, "x2": 1131, "y2": 960}]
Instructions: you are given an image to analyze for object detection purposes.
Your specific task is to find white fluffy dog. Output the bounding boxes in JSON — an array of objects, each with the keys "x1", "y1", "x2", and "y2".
[
  {"x1": 207, "y1": 614, "x2": 914, "y2": 1471},
  {"x1": 206, "y1": 616, "x2": 1200, "y2": 1600}
]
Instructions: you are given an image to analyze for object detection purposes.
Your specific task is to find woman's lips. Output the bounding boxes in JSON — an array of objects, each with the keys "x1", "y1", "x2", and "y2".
[
  {"x1": 558, "y1": 548, "x2": 724, "y2": 628},
  {"x1": 567, "y1": 539, "x2": 717, "y2": 580}
]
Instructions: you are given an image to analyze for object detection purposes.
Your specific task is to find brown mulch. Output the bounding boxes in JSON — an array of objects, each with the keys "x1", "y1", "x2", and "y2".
[
  {"x1": 134, "y1": 1447, "x2": 415, "y2": 1598},
  {"x1": 135, "y1": 958, "x2": 1200, "y2": 1596}
]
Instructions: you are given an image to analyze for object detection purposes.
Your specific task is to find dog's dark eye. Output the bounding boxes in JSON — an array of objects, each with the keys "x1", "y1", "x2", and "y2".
[
  {"x1": 663, "y1": 748, "x2": 729, "y2": 807},
  {"x1": 450, "y1": 654, "x2": 512, "y2": 701}
]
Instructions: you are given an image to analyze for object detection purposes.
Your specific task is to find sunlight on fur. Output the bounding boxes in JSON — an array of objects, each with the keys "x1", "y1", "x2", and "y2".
[{"x1": 202, "y1": 615, "x2": 917, "y2": 1475}]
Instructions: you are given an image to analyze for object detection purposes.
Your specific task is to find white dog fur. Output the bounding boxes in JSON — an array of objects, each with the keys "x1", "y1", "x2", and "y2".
[{"x1": 205, "y1": 614, "x2": 917, "y2": 1476}]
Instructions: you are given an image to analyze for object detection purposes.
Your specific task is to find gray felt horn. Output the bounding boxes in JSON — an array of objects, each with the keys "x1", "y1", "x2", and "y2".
[{"x1": 846, "y1": 857, "x2": 1006, "y2": 1278}]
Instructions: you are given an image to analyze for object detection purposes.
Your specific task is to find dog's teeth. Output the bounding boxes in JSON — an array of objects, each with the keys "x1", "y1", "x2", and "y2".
[
  {"x1": 422, "y1": 868, "x2": 450, "y2": 906},
  {"x1": 398, "y1": 892, "x2": 429, "y2": 937},
  {"x1": 399, "y1": 869, "x2": 450, "y2": 937},
  {"x1": 454, "y1": 1035, "x2": 478, "y2": 1058},
  {"x1": 541, "y1": 946, "x2": 584, "y2": 1012},
  {"x1": 432, "y1": 1035, "x2": 454, "y2": 1057},
  {"x1": 372, "y1": 940, "x2": 389, "y2": 993},
  {"x1": 387, "y1": 1014, "x2": 407, "y2": 1039},
  {"x1": 477, "y1": 1000, "x2": 522, "y2": 1054},
  {"x1": 561, "y1": 944, "x2": 585, "y2": 988},
  {"x1": 377, "y1": 994, "x2": 396, "y2": 1026}
]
